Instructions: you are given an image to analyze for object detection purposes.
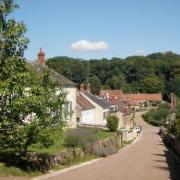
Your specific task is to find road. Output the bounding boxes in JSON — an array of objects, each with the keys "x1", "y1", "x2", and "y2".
[{"x1": 46, "y1": 112, "x2": 179, "y2": 180}]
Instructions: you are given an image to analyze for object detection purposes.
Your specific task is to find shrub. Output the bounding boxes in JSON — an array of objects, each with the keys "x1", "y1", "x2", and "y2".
[
  {"x1": 106, "y1": 115, "x2": 119, "y2": 132},
  {"x1": 64, "y1": 127, "x2": 97, "y2": 151}
]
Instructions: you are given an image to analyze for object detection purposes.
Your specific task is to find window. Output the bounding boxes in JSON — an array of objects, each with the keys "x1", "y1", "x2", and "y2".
[{"x1": 65, "y1": 101, "x2": 72, "y2": 118}]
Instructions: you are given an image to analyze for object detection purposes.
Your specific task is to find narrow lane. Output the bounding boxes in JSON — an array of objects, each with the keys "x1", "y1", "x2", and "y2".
[{"x1": 47, "y1": 112, "x2": 172, "y2": 180}]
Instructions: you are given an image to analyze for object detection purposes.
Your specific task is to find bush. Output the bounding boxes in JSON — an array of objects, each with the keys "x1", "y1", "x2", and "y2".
[
  {"x1": 106, "y1": 115, "x2": 119, "y2": 132},
  {"x1": 64, "y1": 127, "x2": 97, "y2": 151},
  {"x1": 142, "y1": 103, "x2": 170, "y2": 126}
]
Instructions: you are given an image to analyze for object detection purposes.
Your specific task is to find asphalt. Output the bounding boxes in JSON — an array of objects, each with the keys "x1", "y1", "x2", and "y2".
[{"x1": 45, "y1": 112, "x2": 180, "y2": 180}]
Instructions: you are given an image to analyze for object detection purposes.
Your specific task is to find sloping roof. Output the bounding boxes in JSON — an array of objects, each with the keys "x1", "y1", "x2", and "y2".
[
  {"x1": 83, "y1": 92, "x2": 114, "y2": 110},
  {"x1": 77, "y1": 92, "x2": 95, "y2": 110},
  {"x1": 30, "y1": 63, "x2": 76, "y2": 87},
  {"x1": 123, "y1": 93, "x2": 162, "y2": 101},
  {"x1": 100, "y1": 90, "x2": 123, "y2": 99},
  {"x1": 109, "y1": 98, "x2": 132, "y2": 115},
  {"x1": 49, "y1": 69, "x2": 76, "y2": 87},
  {"x1": 125, "y1": 99, "x2": 140, "y2": 106}
]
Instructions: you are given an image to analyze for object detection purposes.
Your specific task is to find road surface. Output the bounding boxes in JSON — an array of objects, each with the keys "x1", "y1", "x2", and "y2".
[{"x1": 46, "y1": 112, "x2": 179, "y2": 180}]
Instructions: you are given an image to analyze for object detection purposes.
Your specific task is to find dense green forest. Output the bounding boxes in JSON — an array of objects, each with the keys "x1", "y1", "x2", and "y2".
[{"x1": 47, "y1": 52, "x2": 180, "y2": 99}]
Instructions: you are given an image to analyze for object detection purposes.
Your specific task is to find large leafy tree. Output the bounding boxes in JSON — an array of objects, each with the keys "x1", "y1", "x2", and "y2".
[
  {"x1": 87, "y1": 76, "x2": 102, "y2": 95},
  {"x1": 0, "y1": 0, "x2": 66, "y2": 157},
  {"x1": 140, "y1": 75, "x2": 164, "y2": 93}
]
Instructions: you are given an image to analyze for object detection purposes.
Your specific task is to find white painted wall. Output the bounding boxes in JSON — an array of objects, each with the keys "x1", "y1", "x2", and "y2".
[
  {"x1": 81, "y1": 109, "x2": 95, "y2": 124},
  {"x1": 56, "y1": 87, "x2": 77, "y2": 128},
  {"x1": 81, "y1": 94, "x2": 108, "y2": 126}
]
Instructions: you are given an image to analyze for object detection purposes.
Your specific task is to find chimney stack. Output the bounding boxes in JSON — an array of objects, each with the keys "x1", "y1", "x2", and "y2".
[
  {"x1": 80, "y1": 84, "x2": 85, "y2": 92},
  {"x1": 38, "y1": 48, "x2": 45, "y2": 65},
  {"x1": 87, "y1": 84, "x2": 90, "y2": 92}
]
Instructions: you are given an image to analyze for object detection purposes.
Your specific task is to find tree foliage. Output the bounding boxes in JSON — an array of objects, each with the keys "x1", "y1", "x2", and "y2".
[
  {"x1": 0, "y1": 0, "x2": 66, "y2": 157},
  {"x1": 47, "y1": 52, "x2": 180, "y2": 99},
  {"x1": 140, "y1": 75, "x2": 164, "y2": 93},
  {"x1": 87, "y1": 76, "x2": 102, "y2": 95},
  {"x1": 106, "y1": 115, "x2": 119, "y2": 132}
]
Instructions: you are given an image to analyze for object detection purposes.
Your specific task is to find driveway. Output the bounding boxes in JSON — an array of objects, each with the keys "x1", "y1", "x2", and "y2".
[{"x1": 42, "y1": 112, "x2": 180, "y2": 180}]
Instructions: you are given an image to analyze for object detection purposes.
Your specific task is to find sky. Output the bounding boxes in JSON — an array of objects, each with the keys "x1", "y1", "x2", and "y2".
[{"x1": 13, "y1": 0, "x2": 180, "y2": 60}]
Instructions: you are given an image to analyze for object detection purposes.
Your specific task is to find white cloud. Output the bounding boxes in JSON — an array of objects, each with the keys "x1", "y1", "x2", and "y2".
[
  {"x1": 135, "y1": 49, "x2": 145, "y2": 56},
  {"x1": 70, "y1": 39, "x2": 109, "y2": 51}
]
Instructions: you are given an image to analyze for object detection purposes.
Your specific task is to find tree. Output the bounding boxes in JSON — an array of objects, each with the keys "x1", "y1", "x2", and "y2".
[
  {"x1": 168, "y1": 76, "x2": 180, "y2": 97},
  {"x1": 0, "y1": 0, "x2": 66, "y2": 158},
  {"x1": 87, "y1": 76, "x2": 102, "y2": 95},
  {"x1": 108, "y1": 74, "x2": 126, "y2": 90},
  {"x1": 106, "y1": 115, "x2": 119, "y2": 132},
  {"x1": 140, "y1": 75, "x2": 164, "y2": 93}
]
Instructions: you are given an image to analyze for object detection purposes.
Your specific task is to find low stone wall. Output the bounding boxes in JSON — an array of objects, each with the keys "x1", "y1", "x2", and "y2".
[
  {"x1": 91, "y1": 133, "x2": 122, "y2": 157},
  {"x1": 26, "y1": 133, "x2": 122, "y2": 172},
  {"x1": 27, "y1": 148, "x2": 85, "y2": 172}
]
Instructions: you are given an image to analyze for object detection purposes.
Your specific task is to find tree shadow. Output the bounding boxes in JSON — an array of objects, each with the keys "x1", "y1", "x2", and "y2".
[
  {"x1": 0, "y1": 150, "x2": 35, "y2": 172},
  {"x1": 152, "y1": 150, "x2": 180, "y2": 180},
  {"x1": 153, "y1": 159, "x2": 166, "y2": 163}
]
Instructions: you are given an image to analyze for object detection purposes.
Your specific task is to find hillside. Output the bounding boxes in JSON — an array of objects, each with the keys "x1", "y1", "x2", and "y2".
[{"x1": 46, "y1": 52, "x2": 180, "y2": 99}]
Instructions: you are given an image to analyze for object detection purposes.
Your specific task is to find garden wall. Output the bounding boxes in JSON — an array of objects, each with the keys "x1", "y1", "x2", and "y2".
[{"x1": 27, "y1": 133, "x2": 122, "y2": 172}]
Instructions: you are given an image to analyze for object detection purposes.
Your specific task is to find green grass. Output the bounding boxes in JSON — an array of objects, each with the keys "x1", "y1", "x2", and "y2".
[
  {"x1": 0, "y1": 127, "x2": 115, "y2": 177},
  {"x1": 28, "y1": 127, "x2": 114, "y2": 155},
  {"x1": 94, "y1": 129, "x2": 115, "y2": 140},
  {"x1": 52, "y1": 154, "x2": 96, "y2": 171},
  {"x1": 0, "y1": 162, "x2": 42, "y2": 177},
  {"x1": 29, "y1": 135, "x2": 66, "y2": 155}
]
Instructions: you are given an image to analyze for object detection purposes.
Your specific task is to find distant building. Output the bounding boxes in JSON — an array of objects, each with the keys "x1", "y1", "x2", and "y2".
[
  {"x1": 76, "y1": 91, "x2": 95, "y2": 125},
  {"x1": 123, "y1": 93, "x2": 163, "y2": 109},
  {"x1": 77, "y1": 84, "x2": 121, "y2": 127}
]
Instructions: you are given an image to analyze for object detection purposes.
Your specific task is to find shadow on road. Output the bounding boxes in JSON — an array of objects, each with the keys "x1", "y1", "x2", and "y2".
[{"x1": 152, "y1": 150, "x2": 180, "y2": 180}]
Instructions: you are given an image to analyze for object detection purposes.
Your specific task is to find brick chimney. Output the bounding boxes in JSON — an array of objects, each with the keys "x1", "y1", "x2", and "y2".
[
  {"x1": 80, "y1": 84, "x2": 85, "y2": 92},
  {"x1": 38, "y1": 48, "x2": 45, "y2": 65},
  {"x1": 87, "y1": 84, "x2": 90, "y2": 92}
]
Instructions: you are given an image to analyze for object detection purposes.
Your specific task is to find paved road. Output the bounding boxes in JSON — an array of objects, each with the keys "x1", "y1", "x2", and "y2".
[{"x1": 47, "y1": 112, "x2": 179, "y2": 180}]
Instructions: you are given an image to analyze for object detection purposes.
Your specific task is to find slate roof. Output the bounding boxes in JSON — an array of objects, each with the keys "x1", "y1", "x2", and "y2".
[
  {"x1": 83, "y1": 92, "x2": 116, "y2": 111},
  {"x1": 77, "y1": 92, "x2": 95, "y2": 110},
  {"x1": 30, "y1": 63, "x2": 76, "y2": 87}
]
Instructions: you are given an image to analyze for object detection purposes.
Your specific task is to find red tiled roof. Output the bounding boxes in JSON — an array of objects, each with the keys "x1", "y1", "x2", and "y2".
[
  {"x1": 126, "y1": 99, "x2": 140, "y2": 106},
  {"x1": 100, "y1": 90, "x2": 123, "y2": 99},
  {"x1": 123, "y1": 93, "x2": 162, "y2": 101},
  {"x1": 77, "y1": 92, "x2": 95, "y2": 110}
]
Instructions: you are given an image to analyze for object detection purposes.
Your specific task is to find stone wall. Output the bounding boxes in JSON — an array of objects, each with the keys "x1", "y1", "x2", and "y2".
[{"x1": 26, "y1": 133, "x2": 122, "y2": 172}]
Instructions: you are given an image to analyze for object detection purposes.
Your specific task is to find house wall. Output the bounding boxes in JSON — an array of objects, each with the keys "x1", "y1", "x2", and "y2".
[
  {"x1": 76, "y1": 105, "x2": 82, "y2": 122},
  {"x1": 56, "y1": 87, "x2": 77, "y2": 128},
  {"x1": 65, "y1": 87, "x2": 77, "y2": 128},
  {"x1": 81, "y1": 94, "x2": 108, "y2": 125},
  {"x1": 111, "y1": 111, "x2": 124, "y2": 129},
  {"x1": 123, "y1": 115, "x2": 132, "y2": 129},
  {"x1": 81, "y1": 109, "x2": 95, "y2": 124}
]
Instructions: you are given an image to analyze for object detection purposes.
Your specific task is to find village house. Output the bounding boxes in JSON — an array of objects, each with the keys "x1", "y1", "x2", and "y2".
[
  {"x1": 77, "y1": 84, "x2": 123, "y2": 128},
  {"x1": 100, "y1": 90, "x2": 133, "y2": 129},
  {"x1": 123, "y1": 93, "x2": 163, "y2": 110},
  {"x1": 31, "y1": 48, "x2": 77, "y2": 128},
  {"x1": 76, "y1": 91, "x2": 95, "y2": 125},
  {"x1": 100, "y1": 89, "x2": 163, "y2": 111}
]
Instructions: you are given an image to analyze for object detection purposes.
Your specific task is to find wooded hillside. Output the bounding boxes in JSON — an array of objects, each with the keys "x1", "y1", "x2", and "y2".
[{"x1": 47, "y1": 52, "x2": 180, "y2": 99}]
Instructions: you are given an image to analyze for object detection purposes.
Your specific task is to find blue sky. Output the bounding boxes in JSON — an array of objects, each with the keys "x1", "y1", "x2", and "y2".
[{"x1": 13, "y1": 0, "x2": 180, "y2": 60}]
